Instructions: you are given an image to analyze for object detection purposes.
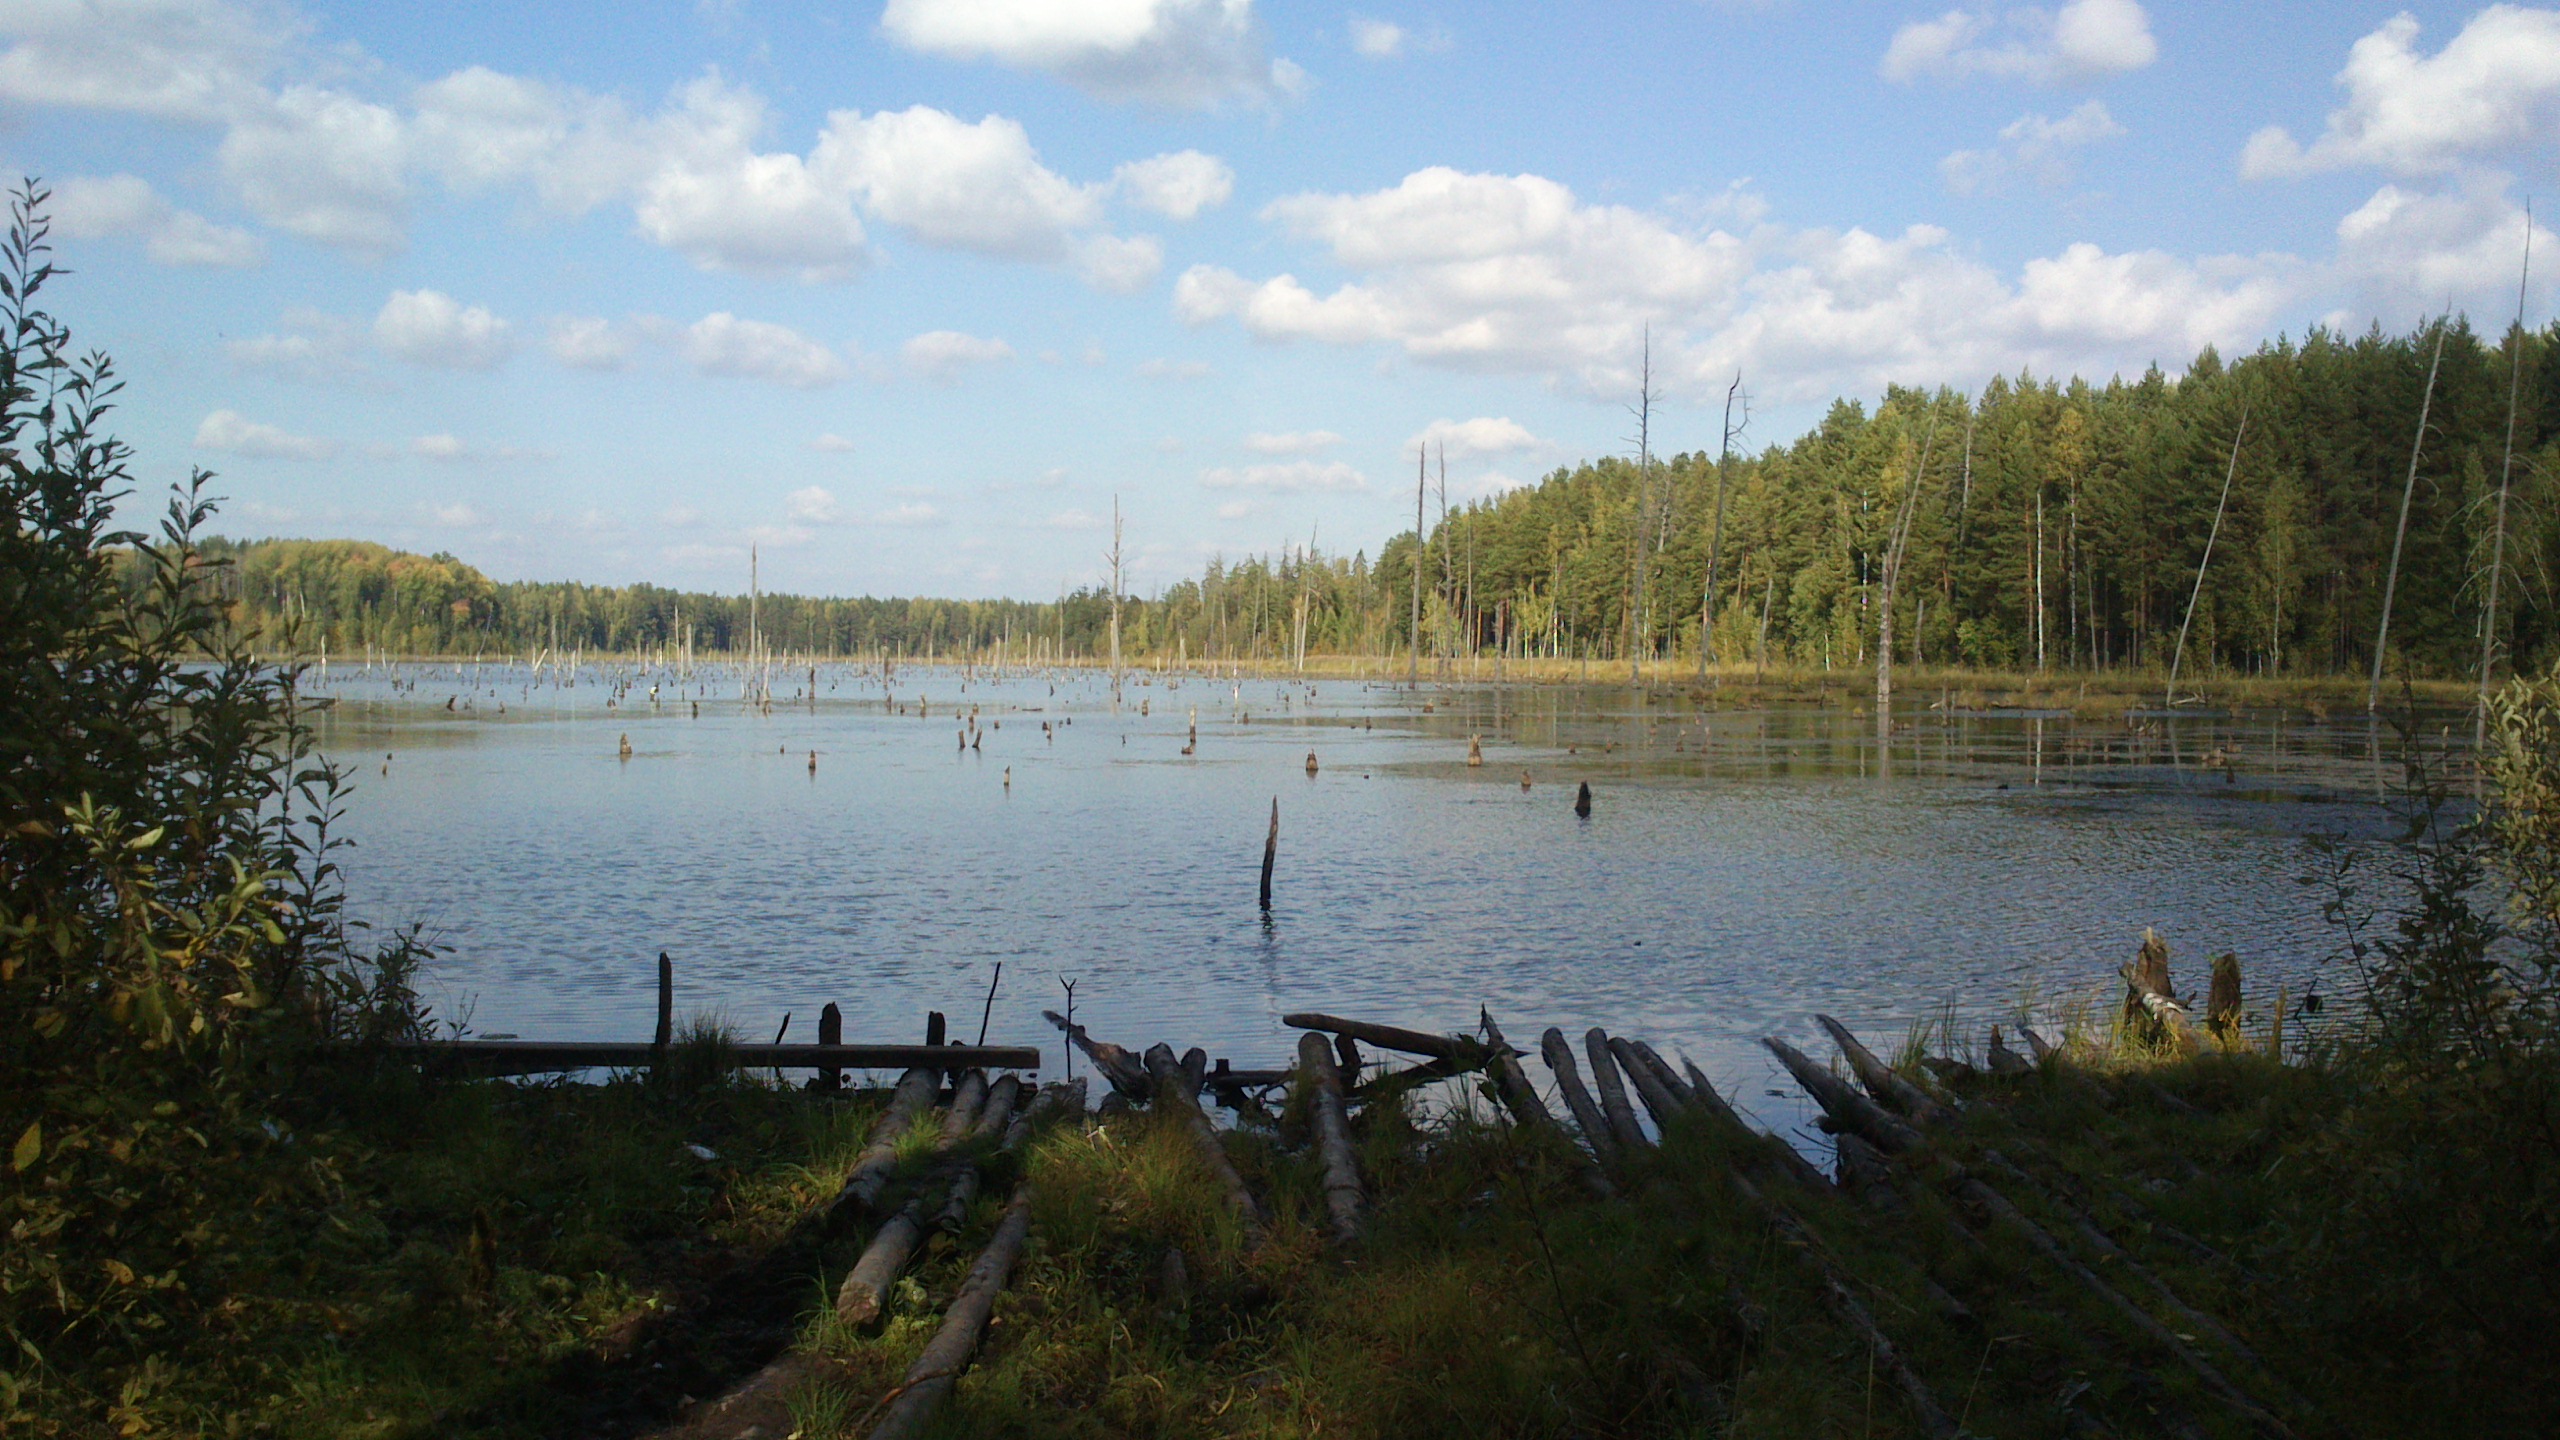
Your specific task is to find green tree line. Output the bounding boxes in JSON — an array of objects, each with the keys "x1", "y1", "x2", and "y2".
[{"x1": 195, "y1": 316, "x2": 2560, "y2": 680}]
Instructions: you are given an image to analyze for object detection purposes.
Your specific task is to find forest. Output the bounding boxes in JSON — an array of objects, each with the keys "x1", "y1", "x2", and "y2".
[{"x1": 194, "y1": 316, "x2": 2560, "y2": 682}]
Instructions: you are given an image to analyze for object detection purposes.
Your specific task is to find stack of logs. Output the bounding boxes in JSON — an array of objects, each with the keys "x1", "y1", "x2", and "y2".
[{"x1": 672, "y1": 942, "x2": 2293, "y2": 1440}]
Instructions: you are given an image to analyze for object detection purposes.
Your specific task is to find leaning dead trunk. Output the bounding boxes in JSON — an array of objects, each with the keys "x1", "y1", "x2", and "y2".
[
  {"x1": 1582, "y1": 1028, "x2": 1649, "y2": 1151},
  {"x1": 865, "y1": 1197, "x2": 1035, "y2": 1440},
  {"x1": 1145, "y1": 1043, "x2": 1265, "y2": 1237},
  {"x1": 1296, "y1": 1031, "x2": 1365, "y2": 1245},
  {"x1": 1540, "y1": 1026, "x2": 1619, "y2": 1166}
]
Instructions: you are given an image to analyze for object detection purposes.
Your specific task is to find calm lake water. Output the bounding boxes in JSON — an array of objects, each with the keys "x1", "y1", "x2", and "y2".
[{"x1": 308, "y1": 660, "x2": 2443, "y2": 1149}]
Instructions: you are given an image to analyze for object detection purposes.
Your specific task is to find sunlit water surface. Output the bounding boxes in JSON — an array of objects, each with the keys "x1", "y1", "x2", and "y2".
[{"x1": 307, "y1": 660, "x2": 2446, "y2": 1148}]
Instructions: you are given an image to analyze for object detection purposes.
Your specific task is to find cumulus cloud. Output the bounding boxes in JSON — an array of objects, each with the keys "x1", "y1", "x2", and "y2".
[
  {"x1": 546, "y1": 315, "x2": 639, "y2": 370},
  {"x1": 194, "y1": 408, "x2": 339, "y2": 461},
  {"x1": 219, "y1": 85, "x2": 410, "y2": 254},
  {"x1": 1349, "y1": 17, "x2": 1404, "y2": 59},
  {"x1": 50, "y1": 173, "x2": 262, "y2": 266},
  {"x1": 2331, "y1": 176, "x2": 2554, "y2": 313},
  {"x1": 784, "y1": 485, "x2": 844, "y2": 523},
  {"x1": 1243, "y1": 430, "x2": 1343, "y2": 454},
  {"x1": 1882, "y1": 0, "x2": 2156, "y2": 84},
  {"x1": 879, "y1": 0, "x2": 1289, "y2": 108},
  {"x1": 2241, "y1": 8, "x2": 2560, "y2": 180},
  {"x1": 807, "y1": 433, "x2": 858, "y2": 452},
  {"x1": 1072, "y1": 232, "x2": 1164, "y2": 292},
  {"x1": 1409, "y1": 417, "x2": 1544, "y2": 458},
  {"x1": 1941, "y1": 100, "x2": 2125, "y2": 195},
  {"x1": 0, "y1": 0, "x2": 281, "y2": 122},
  {"x1": 1198, "y1": 460, "x2": 1370, "y2": 493},
  {"x1": 375, "y1": 290, "x2": 515, "y2": 370},
  {"x1": 229, "y1": 310, "x2": 369, "y2": 384},
  {"x1": 816, "y1": 105, "x2": 1100, "y2": 260},
  {"x1": 1112, "y1": 149, "x2": 1233, "y2": 220},
  {"x1": 1177, "y1": 164, "x2": 2302, "y2": 403},
  {"x1": 1, "y1": 8, "x2": 1162, "y2": 280},
  {"x1": 903, "y1": 329, "x2": 1016, "y2": 380},
  {"x1": 412, "y1": 433, "x2": 548, "y2": 463},
  {"x1": 679, "y1": 312, "x2": 849, "y2": 388}
]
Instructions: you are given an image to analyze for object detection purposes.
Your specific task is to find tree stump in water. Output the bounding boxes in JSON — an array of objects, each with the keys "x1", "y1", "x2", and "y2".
[{"x1": 2207, "y1": 952, "x2": 2243, "y2": 1043}]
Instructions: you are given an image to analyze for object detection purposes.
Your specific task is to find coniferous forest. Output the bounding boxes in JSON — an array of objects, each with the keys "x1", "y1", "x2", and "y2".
[{"x1": 200, "y1": 318, "x2": 2560, "y2": 682}]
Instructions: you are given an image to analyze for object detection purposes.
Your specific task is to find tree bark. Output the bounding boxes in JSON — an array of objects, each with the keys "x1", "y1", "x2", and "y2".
[
  {"x1": 1581, "y1": 1028, "x2": 1649, "y2": 1151},
  {"x1": 865, "y1": 1197, "x2": 1035, "y2": 1440},
  {"x1": 1296, "y1": 1031, "x2": 1365, "y2": 1245},
  {"x1": 1540, "y1": 1026, "x2": 1618, "y2": 1166}
]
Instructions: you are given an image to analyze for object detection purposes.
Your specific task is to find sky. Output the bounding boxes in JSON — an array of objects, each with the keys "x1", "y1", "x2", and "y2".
[{"x1": 7, "y1": 0, "x2": 2558, "y2": 599}]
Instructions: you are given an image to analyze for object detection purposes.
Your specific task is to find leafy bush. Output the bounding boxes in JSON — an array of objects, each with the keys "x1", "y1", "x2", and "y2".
[{"x1": 0, "y1": 182, "x2": 421, "y2": 1420}]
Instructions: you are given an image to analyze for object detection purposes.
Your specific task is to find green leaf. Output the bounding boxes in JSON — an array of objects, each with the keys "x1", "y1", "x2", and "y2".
[
  {"x1": 10, "y1": 1121, "x2": 38, "y2": 1173},
  {"x1": 125, "y1": 826, "x2": 164, "y2": 850}
]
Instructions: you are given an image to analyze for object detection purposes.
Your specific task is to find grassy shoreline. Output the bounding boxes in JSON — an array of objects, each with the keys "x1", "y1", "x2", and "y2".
[{"x1": 21, "y1": 986, "x2": 2544, "y2": 1440}]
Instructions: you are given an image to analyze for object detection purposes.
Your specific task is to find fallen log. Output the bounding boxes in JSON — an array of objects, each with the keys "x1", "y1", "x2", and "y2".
[
  {"x1": 827, "y1": 1069, "x2": 943, "y2": 1224},
  {"x1": 1761, "y1": 1037, "x2": 1926, "y2": 1155},
  {"x1": 1816, "y1": 1015, "x2": 1959, "y2": 1125},
  {"x1": 1041, "y1": 1010, "x2": 1150, "y2": 1100},
  {"x1": 1296, "y1": 1031, "x2": 1365, "y2": 1245},
  {"x1": 864, "y1": 1196, "x2": 1035, "y2": 1440},
  {"x1": 1144, "y1": 1044, "x2": 1265, "y2": 1236},
  {"x1": 1680, "y1": 1057, "x2": 1835, "y2": 1195},
  {"x1": 1484, "y1": 1014, "x2": 1613, "y2": 1198},
  {"x1": 836, "y1": 1074, "x2": 998, "y2": 1324},
  {"x1": 1282, "y1": 1012, "x2": 1476, "y2": 1063},
  {"x1": 1949, "y1": 1170, "x2": 2294, "y2": 1439},
  {"x1": 1609, "y1": 1036, "x2": 1693, "y2": 1133},
  {"x1": 1540, "y1": 1027, "x2": 1619, "y2": 1167},
  {"x1": 1771, "y1": 1038, "x2": 2292, "y2": 1437},
  {"x1": 1728, "y1": 1169, "x2": 1959, "y2": 1440},
  {"x1": 1582, "y1": 1029, "x2": 1649, "y2": 1151},
  {"x1": 1629, "y1": 1039, "x2": 1700, "y2": 1108},
  {"x1": 376, "y1": 1038, "x2": 1043, "y2": 1078}
]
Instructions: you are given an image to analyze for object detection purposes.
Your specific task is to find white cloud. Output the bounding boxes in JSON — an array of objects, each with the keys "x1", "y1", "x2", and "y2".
[
  {"x1": 1072, "y1": 232, "x2": 1164, "y2": 292},
  {"x1": 219, "y1": 85, "x2": 410, "y2": 254},
  {"x1": 680, "y1": 312, "x2": 849, "y2": 388},
  {"x1": 412, "y1": 433, "x2": 547, "y2": 463},
  {"x1": 427, "y1": 501, "x2": 484, "y2": 526},
  {"x1": 2241, "y1": 8, "x2": 2560, "y2": 180},
  {"x1": 874, "y1": 501, "x2": 944, "y2": 526},
  {"x1": 879, "y1": 0, "x2": 1286, "y2": 108},
  {"x1": 1179, "y1": 164, "x2": 2300, "y2": 403},
  {"x1": 229, "y1": 312, "x2": 367, "y2": 385},
  {"x1": 816, "y1": 105, "x2": 1101, "y2": 261},
  {"x1": 0, "y1": 0, "x2": 282, "y2": 122},
  {"x1": 375, "y1": 290, "x2": 515, "y2": 370},
  {"x1": 194, "y1": 408, "x2": 339, "y2": 461},
  {"x1": 1177, "y1": 167, "x2": 1753, "y2": 387},
  {"x1": 903, "y1": 329, "x2": 1016, "y2": 380},
  {"x1": 2331, "y1": 176, "x2": 2553, "y2": 312},
  {"x1": 1045, "y1": 508, "x2": 1103, "y2": 529},
  {"x1": 546, "y1": 316, "x2": 639, "y2": 370},
  {"x1": 1243, "y1": 430, "x2": 1343, "y2": 454},
  {"x1": 1349, "y1": 17, "x2": 1404, "y2": 59},
  {"x1": 1408, "y1": 417, "x2": 1544, "y2": 458},
  {"x1": 906, "y1": 327, "x2": 1013, "y2": 379},
  {"x1": 1136, "y1": 356, "x2": 1212, "y2": 379},
  {"x1": 1941, "y1": 100, "x2": 2125, "y2": 195},
  {"x1": 1198, "y1": 460, "x2": 1370, "y2": 493},
  {"x1": 1112, "y1": 149, "x2": 1233, "y2": 219},
  {"x1": 1215, "y1": 498, "x2": 1256, "y2": 520},
  {"x1": 50, "y1": 173, "x2": 262, "y2": 266},
  {"x1": 1883, "y1": 0, "x2": 2156, "y2": 84},
  {"x1": 807, "y1": 433, "x2": 858, "y2": 452},
  {"x1": 631, "y1": 75, "x2": 870, "y2": 280},
  {"x1": 784, "y1": 485, "x2": 845, "y2": 523}
]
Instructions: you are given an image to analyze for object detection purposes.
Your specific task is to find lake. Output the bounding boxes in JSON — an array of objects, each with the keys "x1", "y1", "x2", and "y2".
[{"x1": 307, "y1": 659, "x2": 2437, "y2": 1150}]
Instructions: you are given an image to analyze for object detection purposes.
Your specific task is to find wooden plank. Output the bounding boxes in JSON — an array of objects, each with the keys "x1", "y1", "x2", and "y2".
[
  {"x1": 374, "y1": 1040, "x2": 1041, "y2": 1076},
  {"x1": 1281, "y1": 1012, "x2": 1473, "y2": 1062}
]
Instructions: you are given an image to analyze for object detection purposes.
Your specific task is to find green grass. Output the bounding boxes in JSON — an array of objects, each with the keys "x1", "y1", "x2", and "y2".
[{"x1": 21, "y1": 1015, "x2": 2556, "y2": 1439}]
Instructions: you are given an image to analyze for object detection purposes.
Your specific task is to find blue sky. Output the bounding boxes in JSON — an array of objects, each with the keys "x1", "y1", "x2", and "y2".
[{"x1": 9, "y1": 0, "x2": 2556, "y2": 598}]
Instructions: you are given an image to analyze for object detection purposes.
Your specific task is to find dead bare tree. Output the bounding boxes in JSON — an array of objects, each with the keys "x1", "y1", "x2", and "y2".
[
  {"x1": 1410, "y1": 444, "x2": 1425, "y2": 689},
  {"x1": 2370, "y1": 314, "x2": 2448, "y2": 713},
  {"x1": 1699, "y1": 371, "x2": 1747, "y2": 677},
  {"x1": 1107, "y1": 495, "x2": 1125, "y2": 693},
  {"x1": 1626, "y1": 326, "x2": 1660, "y2": 686},
  {"x1": 2479, "y1": 204, "x2": 2536, "y2": 754},
  {"x1": 1874, "y1": 404, "x2": 1938, "y2": 743},
  {"x1": 2167, "y1": 407, "x2": 2250, "y2": 708}
]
